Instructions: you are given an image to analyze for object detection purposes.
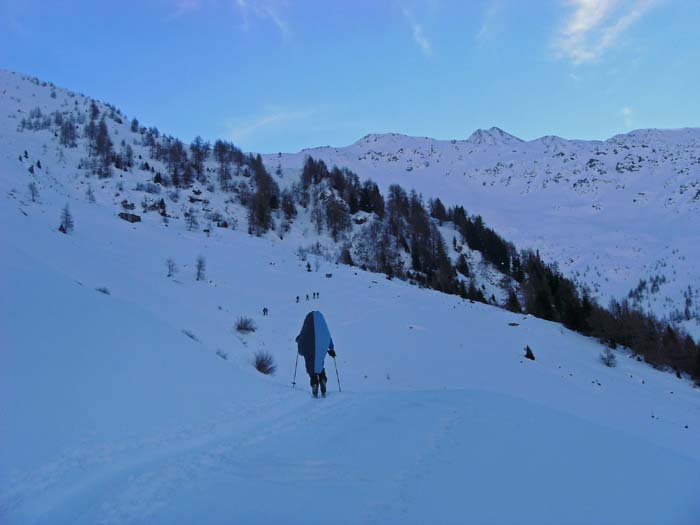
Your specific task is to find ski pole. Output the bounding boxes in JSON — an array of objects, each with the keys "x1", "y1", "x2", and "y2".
[
  {"x1": 292, "y1": 353, "x2": 299, "y2": 388},
  {"x1": 332, "y1": 356, "x2": 341, "y2": 392}
]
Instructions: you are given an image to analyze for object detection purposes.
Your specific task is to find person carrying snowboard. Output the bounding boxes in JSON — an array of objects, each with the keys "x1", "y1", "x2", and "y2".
[{"x1": 295, "y1": 311, "x2": 336, "y2": 397}]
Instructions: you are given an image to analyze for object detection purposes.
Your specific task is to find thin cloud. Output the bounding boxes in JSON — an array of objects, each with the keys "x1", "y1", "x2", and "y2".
[
  {"x1": 236, "y1": 0, "x2": 290, "y2": 39},
  {"x1": 226, "y1": 108, "x2": 315, "y2": 142},
  {"x1": 403, "y1": 9, "x2": 432, "y2": 57},
  {"x1": 476, "y1": 0, "x2": 503, "y2": 44},
  {"x1": 569, "y1": 71, "x2": 582, "y2": 82},
  {"x1": 169, "y1": 0, "x2": 201, "y2": 18},
  {"x1": 555, "y1": 0, "x2": 656, "y2": 64}
]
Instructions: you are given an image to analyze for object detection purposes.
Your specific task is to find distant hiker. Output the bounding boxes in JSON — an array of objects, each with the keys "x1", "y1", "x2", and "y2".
[
  {"x1": 312, "y1": 292, "x2": 316, "y2": 299},
  {"x1": 316, "y1": 291, "x2": 320, "y2": 299},
  {"x1": 296, "y1": 296, "x2": 300, "y2": 303},
  {"x1": 306, "y1": 294, "x2": 309, "y2": 301},
  {"x1": 263, "y1": 307, "x2": 269, "y2": 316},
  {"x1": 295, "y1": 311, "x2": 337, "y2": 398}
]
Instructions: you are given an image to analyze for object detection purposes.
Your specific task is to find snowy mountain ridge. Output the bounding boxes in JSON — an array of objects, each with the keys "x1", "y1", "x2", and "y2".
[
  {"x1": 349, "y1": 126, "x2": 525, "y2": 149},
  {"x1": 266, "y1": 123, "x2": 700, "y2": 334}
]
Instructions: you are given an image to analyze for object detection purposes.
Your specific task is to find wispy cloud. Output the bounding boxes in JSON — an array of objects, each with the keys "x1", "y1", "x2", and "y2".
[
  {"x1": 569, "y1": 71, "x2": 582, "y2": 83},
  {"x1": 475, "y1": 0, "x2": 503, "y2": 44},
  {"x1": 236, "y1": 0, "x2": 290, "y2": 39},
  {"x1": 555, "y1": 0, "x2": 656, "y2": 64},
  {"x1": 402, "y1": 9, "x2": 432, "y2": 57},
  {"x1": 166, "y1": 0, "x2": 289, "y2": 35},
  {"x1": 226, "y1": 108, "x2": 315, "y2": 142},
  {"x1": 169, "y1": 0, "x2": 202, "y2": 18}
]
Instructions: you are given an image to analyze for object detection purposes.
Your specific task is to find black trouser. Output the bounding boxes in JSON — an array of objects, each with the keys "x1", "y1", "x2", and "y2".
[{"x1": 309, "y1": 368, "x2": 327, "y2": 387}]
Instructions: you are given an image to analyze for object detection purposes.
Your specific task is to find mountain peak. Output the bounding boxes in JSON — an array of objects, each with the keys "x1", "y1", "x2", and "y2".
[
  {"x1": 467, "y1": 127, "x2": 523, "y2": 146},
  {"x1": 352, "y1": 132, "x2": 414, "y2": 147}
]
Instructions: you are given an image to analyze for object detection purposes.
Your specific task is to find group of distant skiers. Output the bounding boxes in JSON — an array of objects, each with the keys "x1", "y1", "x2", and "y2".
[
  {"x1": 265, "y1": 294, "x2": 321, "y2": 314},
  {"x1": 296, "y1": 292, "x2": 320, "y2": 303}
]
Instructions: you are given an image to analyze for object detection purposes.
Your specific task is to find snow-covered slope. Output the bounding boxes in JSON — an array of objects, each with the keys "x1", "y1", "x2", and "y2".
[
  {"x1": 265, "y1": 126, "x2": 700, "y2": 334},
  {"x1": 1, "y1": 70, "x2": 699, "y2": 524},
  {"x1": 3, "y1": 153, "x2": 700, "y2": 524}
]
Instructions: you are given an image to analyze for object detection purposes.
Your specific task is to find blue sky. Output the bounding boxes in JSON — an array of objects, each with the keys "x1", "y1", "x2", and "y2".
[{"x1": 1, "y1": 0, "x2": 698, "y2": 152}]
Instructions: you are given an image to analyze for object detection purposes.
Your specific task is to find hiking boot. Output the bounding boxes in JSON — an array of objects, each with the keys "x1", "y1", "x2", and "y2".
[
  {"x1": 312, "y1": 383, "x2": 319, "y2": 398},
  {"x1": 320, "y1": 376, "x2": 327, "y2": 396}
]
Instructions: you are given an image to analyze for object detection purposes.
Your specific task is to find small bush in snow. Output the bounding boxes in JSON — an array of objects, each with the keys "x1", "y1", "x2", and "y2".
[
  {"x1": 253, "y1": 350, "x2": 276, "y2": 375},
  {"x1": 95, "y1": 286, "x2": 111, "y2": 295},
  {"x1": 186, "y1": 208, "x2": 199, "y2": 231},
  {"x1": 195, "y1": 255, "x2": 206, "y2": 281},
  {"x1": 27, "y1": 182, "x2": 38, "y2": 203},
  {"x1": 182, "y1": 329, "x2": 199, "y2": 341},
  {"x1": 339, "y1": 245, "x2": 354, "y2": 266},
  {"x1": 600, "y1": 347, "x2": 617, "y2": 367},
  {"x1": 524, "y1": 345, "x2": 535, "y2": 361},
  {"x1": 235, "y1": 316, "x2": 257, "y2": 334},
  {"x1": 166, "y1": 258, "x2": 177, "y2": 277},
  {"x1": 58, "y1": 204, "x2": 74, "y2": 234},
  {"x1": 216, "y1": 349, "x2": 228, "y2": 360}
]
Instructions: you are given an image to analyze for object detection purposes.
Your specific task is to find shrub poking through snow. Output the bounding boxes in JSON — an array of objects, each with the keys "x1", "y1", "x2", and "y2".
[
  {"x1": 600, "y1": 347, "x2": 617, "y2": 367},
  {"x1": 195, "y1": 256, "x2": 206, "y2": 281},
  {"x1": 182, "y1": 329, "x2": 198, "y2": 341},
  {"x1": 28, "y1": 182, "x2": 38, "y2": 202},
  {"x1": 166, "y1": 258, "x2": 177, "y2": 277},
  {"x1": 524, "y1": 345, "x2": 535, "y2": 361},
  {"x1": 95, "y1": 286, "x2": 111, "y2": 295},
  {"x1": 58, "y1": 203, "x2": 74, "y2": 234},
  {"x1": 253, "y1": 350, "x2": 276, "y2": 375},
  {"x1": 235, "y1": 316, "x2": 256, "y2": 334}
]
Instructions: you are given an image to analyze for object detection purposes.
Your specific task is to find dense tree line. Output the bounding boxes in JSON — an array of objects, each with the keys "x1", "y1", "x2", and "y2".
[
  {"x1": 299, "y1": 157, "x2": 384, "y2": 217},
  {"x1": 213, "y1": 139, "x2": 244, "y2": 190},
  {"x1": 84, "y1": 115, "x2": 113, "y2": 178},
  {"x1": 247, "y1": 154, "x2": 279, "y2": 235},
  {"x1": 449, "y1": 205, "x2": 514, "y2": 274},
  {"x1": 295, "y1": 156, "x2": 699, "y2": 380}
]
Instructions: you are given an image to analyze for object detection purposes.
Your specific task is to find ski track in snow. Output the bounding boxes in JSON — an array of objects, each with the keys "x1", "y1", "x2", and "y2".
[{"x1": 2, "y1": 390, "x2": 344, "y2": 523}]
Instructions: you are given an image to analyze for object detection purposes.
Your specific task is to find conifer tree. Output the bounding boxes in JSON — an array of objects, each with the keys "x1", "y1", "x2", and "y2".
[
  {"x1": 59, "y1": 204, "x2": 74, "y2": 234},
  {"x1": 28, "y1": 182, "x2": 38, "y2": 203},
  {"x1": 195, "y1": 256, "x2": 206, "y2": 281},
  {"x1": 166, "y1": 258, "x2": 177, "y2": 277}
]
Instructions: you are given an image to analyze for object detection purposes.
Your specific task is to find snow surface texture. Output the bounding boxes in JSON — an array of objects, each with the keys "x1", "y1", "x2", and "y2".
[
  {"x1": 1, "y1": 70, "x2": 699, "y2": 524},
  {"x1": 264, "y1": 128, "x2": 700, "y2": 336}
]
